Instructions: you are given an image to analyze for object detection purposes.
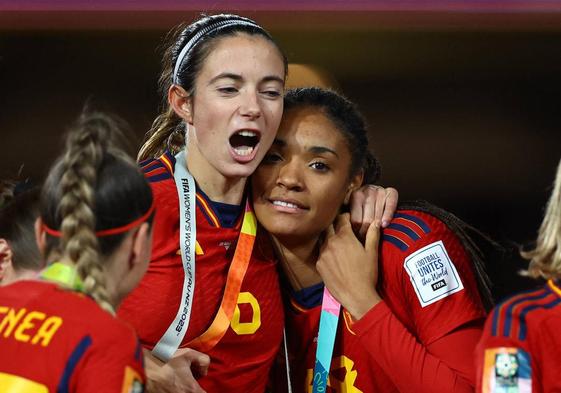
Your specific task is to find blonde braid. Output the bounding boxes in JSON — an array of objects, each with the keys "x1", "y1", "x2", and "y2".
[
  {"x1": 59, "y1": 115, "x2": 114, "y2": 313},
  {"x1": 522, "y1": 159, "x2": 561, "y2": 280}
]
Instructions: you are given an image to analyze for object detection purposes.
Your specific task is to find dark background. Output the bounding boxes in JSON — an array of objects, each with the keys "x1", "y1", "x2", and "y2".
[{"x1": 2, "y1": 6, "x2": 561, "y2": 301}]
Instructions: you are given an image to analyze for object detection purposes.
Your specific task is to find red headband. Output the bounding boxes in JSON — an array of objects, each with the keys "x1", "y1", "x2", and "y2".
[{"x1": 42, "y1": 202, "x2": 155, "y2": 238}]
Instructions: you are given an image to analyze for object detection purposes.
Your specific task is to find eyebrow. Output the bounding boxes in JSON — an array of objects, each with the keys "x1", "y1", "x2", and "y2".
[
  {"x1": 272, "y1": 138, "x2": 339, "y2": 157},
  {"x1": 309, "y1": 146, "x2": 338, "y2": 158},
  {"x1": 209, "y1": 72, "x2": 284, "y2": 85}
]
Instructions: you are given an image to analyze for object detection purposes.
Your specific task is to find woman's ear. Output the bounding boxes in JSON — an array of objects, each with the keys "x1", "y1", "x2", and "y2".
[
  {"x1": 128, "y1": 223, "x2": 152, "y2": 271},
  {"x1": 344, "y1": 170, "x2": 365, "y2": 205},
  {"x1": 168, "y1": 84, "x2": 193, "y2": 124},
  {"x1": 34, "y1": 218, "x2": 47, "y2": 255}
]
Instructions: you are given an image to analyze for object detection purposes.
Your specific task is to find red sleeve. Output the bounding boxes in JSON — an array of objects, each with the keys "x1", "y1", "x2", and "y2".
[
  {"x1": 381, "y1": 211, "x2": 486, "y2": 345},
  {"x1": 352, "y1": 300, "x2": 480, "y2": 393},
  {"x1": 475, "y1": 309, "x2": 524, "y2": 393},
  {"x1": 72, "y1": 324, "x2": 146, "y2": 393}
]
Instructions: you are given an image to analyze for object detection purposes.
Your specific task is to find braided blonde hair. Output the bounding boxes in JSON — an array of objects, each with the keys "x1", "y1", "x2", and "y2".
[
  {"x1": 42, "y1": 113, "x2": 153, "y2": 314},
  {"x1": 522, "y1": 158, "x2": 561, "y2": 280},
  {"x1": 57, "y1": 114, "x2": 113, "y2": 312}
]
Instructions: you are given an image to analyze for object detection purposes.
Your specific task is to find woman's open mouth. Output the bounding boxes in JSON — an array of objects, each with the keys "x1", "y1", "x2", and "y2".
[{"x1": 229, "y1": 130, "x2": 261, "y2": 162}]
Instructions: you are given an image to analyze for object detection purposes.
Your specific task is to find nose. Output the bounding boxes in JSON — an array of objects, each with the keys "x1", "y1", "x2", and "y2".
[
  {"x1": 276, "y1": 159, "x2": 304, "y2": 191},
  {"x1": 240, "y1": 90, "x2": 261, "y2": 120}
]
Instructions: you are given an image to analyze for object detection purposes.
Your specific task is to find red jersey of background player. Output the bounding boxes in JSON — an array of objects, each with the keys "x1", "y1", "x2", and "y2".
[
  {"x1": 0, "y1": 280, "x2": 145, "y2": 393},
  {"x1": 118, "y1": 152, "x2": 284, "y2": 393},
  {"x1": 475, "y1": 280, "x2": 561, "y2": 393},
  {"x1": 284, "y1": 209, "x2": 486, "y2": 393}
]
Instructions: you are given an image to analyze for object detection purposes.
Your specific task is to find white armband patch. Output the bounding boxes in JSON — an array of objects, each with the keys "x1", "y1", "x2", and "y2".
[{"x1": 403, "y1": 240, "x2": 463, "y2": 307}]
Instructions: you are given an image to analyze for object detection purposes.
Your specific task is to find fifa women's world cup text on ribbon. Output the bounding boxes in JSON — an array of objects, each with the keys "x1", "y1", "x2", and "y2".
[{"x1": 152, "y1": 152, "x2": 258, "y2": 361}]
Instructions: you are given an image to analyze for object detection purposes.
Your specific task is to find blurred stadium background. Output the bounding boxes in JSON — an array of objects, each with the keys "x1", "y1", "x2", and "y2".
[{"x1": 2, "y1": 1, "x2": 561, "y2": 300}]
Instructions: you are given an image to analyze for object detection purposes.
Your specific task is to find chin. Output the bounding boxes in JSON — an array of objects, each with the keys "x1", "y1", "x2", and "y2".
[
  {"x1": 223, "y1": 162, "x2": 260, "y2": 179},
  {"x1": 264, "y1": 221, "x2": 306, "y2": 239}
]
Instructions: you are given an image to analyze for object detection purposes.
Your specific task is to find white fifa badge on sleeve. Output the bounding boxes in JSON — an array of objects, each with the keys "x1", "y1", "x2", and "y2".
[{"x1": 403, "y1": 240, "x2": 463, "y2": 307}]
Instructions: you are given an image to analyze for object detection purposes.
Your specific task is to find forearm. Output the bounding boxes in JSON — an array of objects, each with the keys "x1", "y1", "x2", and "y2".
[{"x1": 352, "y1": 301, "x2": 477, "y2": 393}]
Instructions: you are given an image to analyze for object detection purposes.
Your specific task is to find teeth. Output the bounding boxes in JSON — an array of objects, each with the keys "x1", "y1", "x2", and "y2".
[
  {"x1": 273, "y1": 200, "x2": 299, "y2": 209},
  {"x1": 233, "y1": 146, "x2": 254, "y2": 156},
  {"x1": 238, "y1": 130, "x2": 257, "y2": 137}
]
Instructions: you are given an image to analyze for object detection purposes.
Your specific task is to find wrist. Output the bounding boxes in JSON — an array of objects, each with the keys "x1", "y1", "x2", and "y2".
[{"x1": 346, "y1": 291, "x2": 381, "y2": 320}]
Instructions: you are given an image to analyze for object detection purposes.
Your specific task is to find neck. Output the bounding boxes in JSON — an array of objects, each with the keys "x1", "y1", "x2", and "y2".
[
  {"x1": 185, "y1": 144, "x2": 246, "y2": 205},
  {"x1": 273, "y1": 235, "x2": 323, "y2": 291}
]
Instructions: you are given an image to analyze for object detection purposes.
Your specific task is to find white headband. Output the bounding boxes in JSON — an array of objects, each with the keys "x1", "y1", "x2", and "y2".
[{"x1": 172, "y1": 19, "x2": 263, "y2": 85}]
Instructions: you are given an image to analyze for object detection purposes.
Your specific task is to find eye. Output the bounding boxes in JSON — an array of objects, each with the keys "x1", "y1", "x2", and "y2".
[
  {"x1": 217, "y1": 87, "x2": 238, "y2": 95},
  {"x1": 310, "y1": 161, "x2": 329, "y2": 172},
  {"x1": 260, "y1": 89, "x2": 282, "y2": 99},
  {"x1": 262, "y1": 152, "x2": 283, "y2": 164}
]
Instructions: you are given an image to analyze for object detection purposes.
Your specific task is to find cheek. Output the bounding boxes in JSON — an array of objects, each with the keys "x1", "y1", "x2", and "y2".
[
  {"x1": 264, "y1": 102, "x2": 283, "y2": 133},
  {"x1": 252, "y1": 167, "x2": 277, "y2": 193},
  {"x1": 314, "y1": 184, "x2": 349, "y2": 218}
]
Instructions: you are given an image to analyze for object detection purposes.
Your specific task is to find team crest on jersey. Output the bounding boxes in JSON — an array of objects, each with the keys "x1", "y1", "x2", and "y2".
[
  {"x1": 495, "y1": 353, "x2": 518, "y2": 386},
  {"x1": 219, "y1": 241, "x2": 232, "y2": 250},
  {"x1": 482, "y1": 347, "x2": 531, "y2": 393},
  {"x1": 404, "y1": 240, "x2": 463, "y2": 307}
]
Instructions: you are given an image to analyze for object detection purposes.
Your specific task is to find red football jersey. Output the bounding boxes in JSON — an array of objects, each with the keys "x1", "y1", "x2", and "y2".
[
  {"x1": 0, "y1": 280, "x2": 145, "y2": 393},
  {"x1": 285, "y1": 210, "x2": 486, "y2": 393},
  {"x1": 118, "y1": 152, "x2": 284, "y2": 393},
  {"x1": 476, "y1": 280, "x2": 561, "y2": 393}
]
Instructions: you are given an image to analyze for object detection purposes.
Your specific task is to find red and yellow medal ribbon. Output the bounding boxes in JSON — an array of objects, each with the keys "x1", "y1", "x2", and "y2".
[{"x1": 186, "y1": 200, "x2": 257, "y2": 352}]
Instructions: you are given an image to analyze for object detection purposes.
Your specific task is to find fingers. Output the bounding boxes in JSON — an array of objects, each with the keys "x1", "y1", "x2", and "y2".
[
  {"x1": 326, "y1": 223, "x2": 335, "y2": 238},
  {"x1": 175, "y1": 347, "x2": 211, "y2": 379},
  {"x1": 334, "y1": 213, "x2": 351, "y2": 232},
  {"x1": 349, "y1": 190, "x2": 366, "y2": 234},
  {"x1": 380, "y1": 187, "x2": 398, "y2": 228},
  {"x1": 192, "y1": 352, "x2": 210, "y2": 377},
  {"x1": 364, "y1": 221, "x2": 381, "y2": 258}
]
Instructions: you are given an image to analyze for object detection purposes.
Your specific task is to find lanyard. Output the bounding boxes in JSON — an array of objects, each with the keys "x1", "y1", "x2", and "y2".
[
  {"x1": 152, "y1": 152, "x2": 257, "y2": 361},
  {"x1": 152, "y1": 151, "x2": 197, "y2": 361},
  {"x1": 40, "y1": 262, "x2": 84, "y2": 292},
  {"x1": 312, "y1": 288, "x2": 341, "y2": 393},
  {"x1": 186, "y1": 199, "x2": 256, "y2": 353}
]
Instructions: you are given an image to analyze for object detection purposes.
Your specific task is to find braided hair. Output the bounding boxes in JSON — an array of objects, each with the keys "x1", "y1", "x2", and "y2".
[{"x1": 41, "y1": 112, "x2": 153, "y2": 313}]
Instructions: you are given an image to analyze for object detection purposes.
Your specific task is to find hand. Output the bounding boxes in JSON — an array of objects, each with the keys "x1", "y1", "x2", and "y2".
[
  {"x1": 316, "y1": 213, "x2": 382, "y2": 320},
  {"x1": 349, "y1": 185, "x2": 398, "y2": 238},
  {"x1": 144, "y1": 347, "x2": 210, "y2": 393}
]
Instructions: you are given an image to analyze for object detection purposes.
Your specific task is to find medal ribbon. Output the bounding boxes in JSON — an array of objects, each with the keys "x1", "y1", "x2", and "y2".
[
  {"x1": 152, "y1": 152, "x2": 256, "y2": 361},
  {"x1": 186, "y1": 200, "x2": 256, "y2": 353},
  {"x1": 152, "y1": 152, "x2": 197, "y2": 361},
  {"x1": 312, "y1": 288, "x2": 341, "y2": 393}
]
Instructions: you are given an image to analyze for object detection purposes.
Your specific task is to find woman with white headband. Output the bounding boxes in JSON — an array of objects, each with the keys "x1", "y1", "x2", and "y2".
[{"x1": 118, "y1": 13, "x2": 398, "y2": 393}]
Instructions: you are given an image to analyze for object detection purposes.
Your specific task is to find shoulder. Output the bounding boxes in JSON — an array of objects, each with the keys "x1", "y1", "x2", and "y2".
[
  {"x1": 139, "y1": 151, "x2": 175, "y2": 184},
  {"x1": 381, "y1": 209, "x2": 472, "y2": 276},
  {"x1": 382, "y1": 209, "x2": 456, "y2": 254},
  {"x1": 380, "y1": 208, "x2": 485, "y2": 321},
  {"x1": 487, "y1": 282, "x2": 561, "y2": 343},
  {"x1": 139, "y1": 152, "x2": 178, "y2": 217}
]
